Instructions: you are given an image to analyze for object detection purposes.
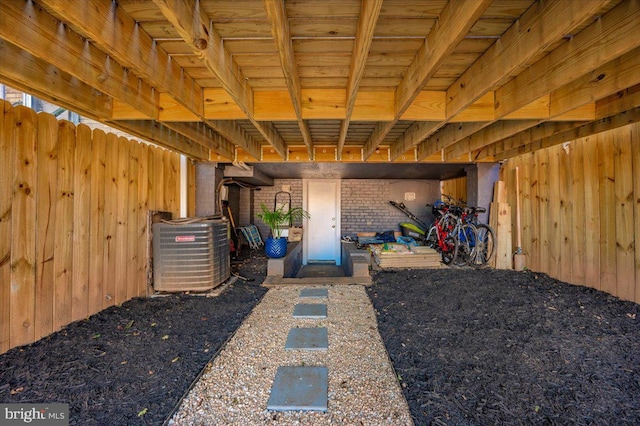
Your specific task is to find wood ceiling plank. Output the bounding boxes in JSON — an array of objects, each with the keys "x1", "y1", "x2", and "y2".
[
  {"x1": 0, "y1": 2, "x2": 158, "y2": 120},
  {"x1": 285, "y1": 0, "x2": 361, "y2": 18},
  {"x1": 363, "y1": 0, "x2": 492, "y2": 159},
  {"x1": 338, "y1": 0, "x2": 383, "y2": 158},
  {"x1": 263, "y1": 0, "x2": 313, "y2": 157},
  {"x1": 152, "y1": 0, "x2": 285, "y2": 160},
  {"x1": 211, "y1": 21, "x2": 274, "y2": 39},
  {"x1": 288, "y1": 17, "x2": 358, "y2": 38},
  {"x1": 373, "y1": 17, "x2": 435, "y2": 37}
]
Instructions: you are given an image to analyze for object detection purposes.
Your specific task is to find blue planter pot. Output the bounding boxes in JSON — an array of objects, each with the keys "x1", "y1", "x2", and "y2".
[{"x1": 265, "y1": 237, "x2": 288, "y2": 258}]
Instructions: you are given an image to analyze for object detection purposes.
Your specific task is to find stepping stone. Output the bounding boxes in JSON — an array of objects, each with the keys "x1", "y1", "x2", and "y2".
[
  {"x1": 293, "y1": 303, "x2": 327, "y2": 319},
  {"x1": 285, "y1": 327, "x2": 328, "y2": 351},
  {"x1": 267, "y1": 366, "x2": 328, "y2": 412},
  {"x1": 300, "y1": 288, "x2": 328, "y2": 298}
]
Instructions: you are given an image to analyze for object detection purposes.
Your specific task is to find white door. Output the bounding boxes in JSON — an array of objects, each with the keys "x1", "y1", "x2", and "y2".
[{"x1": 304, "y1": 179, "x2": 341, "y2": 265}]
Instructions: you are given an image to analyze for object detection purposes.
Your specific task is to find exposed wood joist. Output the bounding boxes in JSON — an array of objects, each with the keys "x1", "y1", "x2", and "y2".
[
  {"x1": 263, "y1": 0, "x2": 313, "y2": 158},
  {"x1": 494, "y1": 0, "x2": 640, "y2": 118},
  {"x1": 161, "y1": 121, "x2": 235, "y2": 160},
  {"x1": 205, "y1": 119, "x2": 262, "y2": 160},
  {"x1": 442, "y1": 43, "x2": 640, "y2": 160},
  {"x1": 495, "y1": 107, "x2": 640, "y2": 160},
  {"x1": 362, "y1": 0, "x2": 492, "y2": 159},
  {"x1": 337, "y1": 0, "x2": 383, "y2": 160},
  {"x1": 404, "y1": 0, "x2": 615, "y2": 161},
  {"x1": 35, "y1": 0, "x2": 258, "y2": 160},
  {"x1": 37, "y1": 0, "x2": 202, "y2": 117},
  {"x1": 152, "y1": 0, "x2": 286, "y2": 160},
  {"x1": 109, "y1": 120, "x2": 209, "y2": 160},
  {"x1": 1, "y1": 0, "x2": 637, "y2": 167},
  {"x1": 0, "y1": 39, "x2": 111, "y2": 120},
  {"x1": 0, "y1": 2, "x2": 158, "y2": 120},
  {"x1": 479, "y1": 87, "x2": 640, "y2": 160}
]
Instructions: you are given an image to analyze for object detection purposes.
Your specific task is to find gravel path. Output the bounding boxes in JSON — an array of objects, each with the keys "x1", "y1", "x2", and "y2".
[{"x1": 169, "y1": 285, "x2": 413, "y2": 425}]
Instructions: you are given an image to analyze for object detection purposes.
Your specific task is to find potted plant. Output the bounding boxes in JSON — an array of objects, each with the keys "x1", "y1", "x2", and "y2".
[{"x1": 257, "y1": 203, "x2": 310, "y2": 258}]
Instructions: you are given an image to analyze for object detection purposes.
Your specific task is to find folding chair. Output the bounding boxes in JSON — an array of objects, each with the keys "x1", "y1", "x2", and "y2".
[{"x1": 238, "y1": 225, "x2": 264, "y2": 251}]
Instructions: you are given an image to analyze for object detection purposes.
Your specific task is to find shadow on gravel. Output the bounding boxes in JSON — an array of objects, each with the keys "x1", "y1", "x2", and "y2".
[{"x1": 367, "y1": 268, "x2": 640, "y2": 425}]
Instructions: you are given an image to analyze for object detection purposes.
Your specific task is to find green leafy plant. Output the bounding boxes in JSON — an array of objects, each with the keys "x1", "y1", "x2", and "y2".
[{"x1": 257, "y1": 203, "x2": 310, "y2": 239}]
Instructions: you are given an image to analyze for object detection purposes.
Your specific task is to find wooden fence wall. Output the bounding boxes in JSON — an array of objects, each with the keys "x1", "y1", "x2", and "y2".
[
  {"x1": 500, "y1": 122, "x2": 639, "y2": 304},
  {"x1": 0, "y1": 101, "x2": 181, "y2": 354},
  {"x1": 441, "y1": 176, "x2": 467, "y2": 204}
]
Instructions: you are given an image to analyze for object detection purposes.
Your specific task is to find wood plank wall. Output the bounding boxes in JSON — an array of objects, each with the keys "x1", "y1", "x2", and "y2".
[
  {"x1": 0, "y1": 101, "x2": 181, "y2": 354},
  {"x1": 441, "y1": 176, "x2": 467, "y2": 204},
  {"x1": 501, "y1": 122, "x2": 639, "y2": 304}
]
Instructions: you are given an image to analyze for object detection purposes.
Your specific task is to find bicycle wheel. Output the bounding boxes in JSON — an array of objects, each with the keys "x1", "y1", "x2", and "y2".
[
  {"x1": 453, "y1": 224, "x2": 476, "y2": 267},
  {"x1": 472, "y1": 224, "x2": 495, "y2": 268},
  {"x1": 441, "y1": 236, "x2": 456, "y2": 265}
]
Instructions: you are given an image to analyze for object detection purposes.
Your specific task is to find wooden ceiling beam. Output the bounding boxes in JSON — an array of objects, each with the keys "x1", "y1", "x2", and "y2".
[
  {"x1": 494, "y1": 0, "x2": 640, "y2": 118},
  {"x1": 0, "y1": 39, "x2": 111, "y2": 120},
  {"x1": 362, "y1": 0, "x2": 492, "y2": 159},
  {"x1": 0, "y1": 2, "x2": 158, "y2": 120},
  {"x1": 550, "y1": 46, "x2": 640, "y2": 117},
  {"x1": 162, "y1": 122, "x2": 235, "y2": 160},
  {"x1": 152, "y1": 0, "x2": 285, "y2": 160},
  {"x1": 37, "y1": 0, "x2": 203, "y2": 117},
  {"x1": 442, "y1": 120, "x2": 545, "y2": 161},
  {"x1": 0, "y1": 39, "x2": 211, "y2": 160},
  {"x1": 337, "y1": 0, "x2": 383, "y2": 160},
  {"x1": 108, "y1": 120, "x2": 210, "y2": 160},
  {"x1": 494, "y1": 107, "x2": 640, "y2": 161},
  {"x1": 263, "y1": 0, "x2": 313, "y2": 158},
  {"x1": 396, "y1": 0, "x2": 610, "y2": 161},
  {"x1": 447, "y1": 0, "x2": 611, "y2": 120},
  {"x1": 479, "y1": 86, "x2": 640, "y2": 161},
  {"x1": 595, "y1": 84, "x2": 640, "y2": 119},
  {"x1": 417, "y1": 0, "x2": 640, "y2": 162},
  {"x1": 205, "y1": 120, "x2": 263, "y2": 161},
  {"x1": 442, "y1": 45, "x2": 640, "y2": 161}
]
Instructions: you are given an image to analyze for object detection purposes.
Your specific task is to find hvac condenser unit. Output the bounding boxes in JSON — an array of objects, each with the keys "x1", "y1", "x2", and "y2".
[{"x1": 152, "y1": 219, "x2": 230, "y2": 292}]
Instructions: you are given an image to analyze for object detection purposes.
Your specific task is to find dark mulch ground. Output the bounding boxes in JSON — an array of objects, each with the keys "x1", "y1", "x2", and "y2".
[
  {"x1": 0, "y1": 251, "x2": 268, "y2": 425},
  {"x1": 368, "y1": 268, "x2": 640, "y2": 425},
  {"x1": 2, "y1": 252, "x2": 639, "y2": 425}
]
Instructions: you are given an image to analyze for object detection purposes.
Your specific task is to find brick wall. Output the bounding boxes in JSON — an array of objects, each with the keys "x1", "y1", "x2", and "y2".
[
  {"x1": 252, "y1": 179, "x2": 304, "y2": 240},
  {"x1": 241, "y1": 178, "x2": 440, "y2": 241},
  {"x1": 341, "y1": 179, "x2": 440, "y2": 238}
]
